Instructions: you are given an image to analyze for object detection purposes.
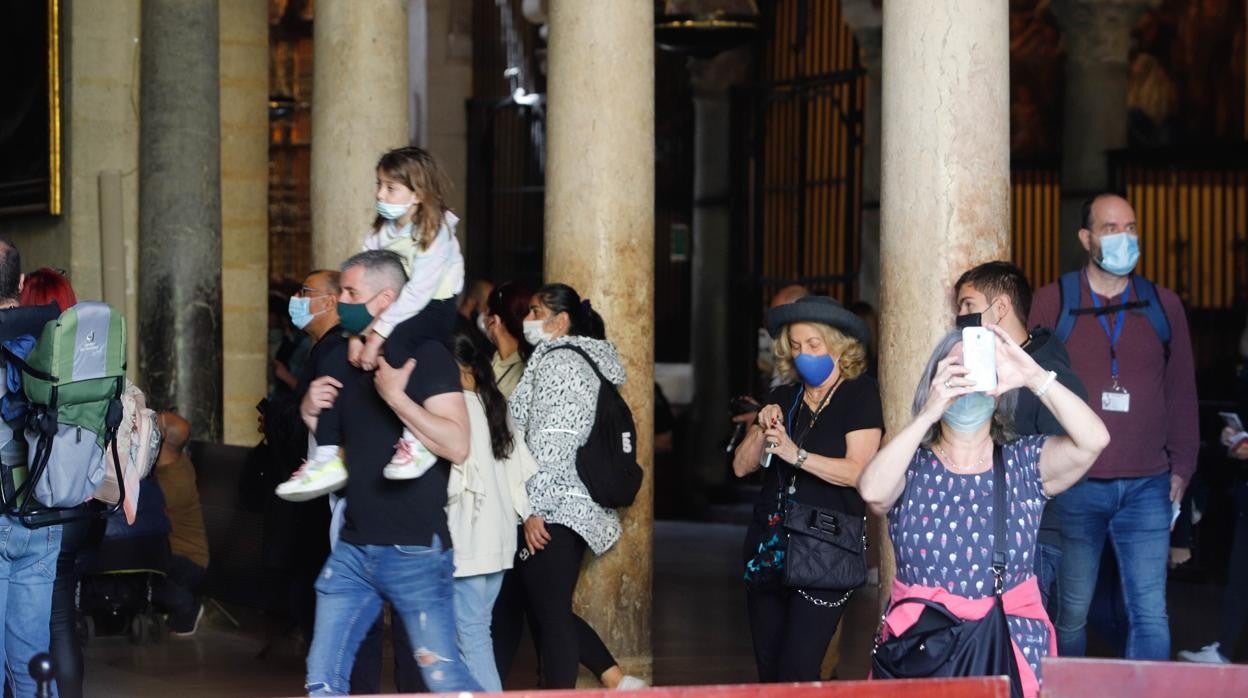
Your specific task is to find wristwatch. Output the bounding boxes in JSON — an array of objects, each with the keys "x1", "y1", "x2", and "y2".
[{"x1": 795, "y1": 448, "x2": 809, "y2": 469}]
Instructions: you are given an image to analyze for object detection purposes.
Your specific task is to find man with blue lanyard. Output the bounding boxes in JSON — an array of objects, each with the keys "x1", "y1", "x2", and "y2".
[{"x1": 1029, "y1": 193, "x2": 1199, "y2": 661}]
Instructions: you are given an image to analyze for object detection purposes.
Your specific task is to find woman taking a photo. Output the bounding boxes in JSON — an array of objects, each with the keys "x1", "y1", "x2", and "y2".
[
  {"x1": 733, "y1": 295, "x2": 883, "y2": 682},
  {"x1": 858, "y1": 325, "x2": 1109, "y2": 697}
]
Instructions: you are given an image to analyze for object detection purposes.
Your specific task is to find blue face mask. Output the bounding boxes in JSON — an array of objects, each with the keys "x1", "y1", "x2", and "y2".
[
  {"x1": 1096, "y1": 232, "x2": 1140, "y2": 276},
  {"x1": 376, "y1": 199, "x2": 413, "y2": 220},
  {"x1": 793, "y1": 352, "x2": 835, "y2": 386},
  {"x1": 942, "y1": 392, "x2": 996, "y2": 433},
  {"x1": 287, "y1": 296, "x2": 323, "y2": 330}
]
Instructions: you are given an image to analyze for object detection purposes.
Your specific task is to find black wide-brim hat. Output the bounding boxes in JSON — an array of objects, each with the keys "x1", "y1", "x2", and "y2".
[{"x1": 766, "y1": 295, "x2": 870, "y2": 345}]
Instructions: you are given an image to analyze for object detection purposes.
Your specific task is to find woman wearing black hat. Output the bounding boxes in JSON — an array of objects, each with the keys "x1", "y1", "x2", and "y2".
[{"x1": 732, "y1": 296, "x2": 884, "y2": 682}]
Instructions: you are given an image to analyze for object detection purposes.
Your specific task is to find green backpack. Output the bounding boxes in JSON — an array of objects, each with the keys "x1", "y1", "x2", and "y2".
[{"x1": 2, "y1": 302, "x2": 127, "y2": 526}]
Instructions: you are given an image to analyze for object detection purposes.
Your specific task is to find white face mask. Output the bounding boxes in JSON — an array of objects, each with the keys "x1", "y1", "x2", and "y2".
[
  {"x1": 376, "y1": 199, "x2": 414, "y2": 220},
  {"x1": 523, "y1": 319, "x2": 553, "y2": 346},
  {"x1": 476, "y1": 312, "x2": 489, "y2": 336}
]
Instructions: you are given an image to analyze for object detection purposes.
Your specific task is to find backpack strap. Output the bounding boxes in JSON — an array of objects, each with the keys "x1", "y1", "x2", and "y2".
[
  {"x1": 1054, "y1": 271, "x2": 1172, "y2": 363},
  {"x1": 1130, "y1": 275, "x2": 1172, "y2": 362},
  {"x1": 1054, "y1": 271, "x2": 1082, "y2": 344}
]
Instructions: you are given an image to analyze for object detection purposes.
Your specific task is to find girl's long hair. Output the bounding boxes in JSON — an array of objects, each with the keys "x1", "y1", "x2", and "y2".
[
  {"x1": 452, "y1": 317, "x2": 514, "y2": 460},
  {"x1": 373, "y1": 146, "x2": 451, "y2": 250}
]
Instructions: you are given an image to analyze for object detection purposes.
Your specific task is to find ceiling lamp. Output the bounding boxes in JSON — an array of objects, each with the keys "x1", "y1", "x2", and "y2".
[{"x1": 655, "y1": 0, "x2": 759, "y2": 58}]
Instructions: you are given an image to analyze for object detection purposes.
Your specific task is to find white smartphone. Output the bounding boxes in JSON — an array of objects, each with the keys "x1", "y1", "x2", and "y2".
[{"x1": 961, "y1": 327, "x2": 998, "y2": 391}]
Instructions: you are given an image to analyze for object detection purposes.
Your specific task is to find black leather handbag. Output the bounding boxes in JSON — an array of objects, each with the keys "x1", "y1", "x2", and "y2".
[
  {"x1": 871, "y1": 445, "x2": 1024, "y2": 698},
  {"x1": 782, "y1": 497, "x2": 867, "y2": 591}
]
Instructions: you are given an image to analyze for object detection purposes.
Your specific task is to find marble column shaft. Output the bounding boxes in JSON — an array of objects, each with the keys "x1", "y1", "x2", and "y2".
[
  {"x1": 689, "y1": 49, "x2": 749, "y2": 492},
  {"x1": 878, "y1": 0, "x2": 1011, "y2": 602},
  {"x1": 310, "y1": 0, "x2": 410, "y2": 270},
  {"x1": 138, "y1": 0, "x2": 223, "y2": 440},
  {"x1": 544, "y1": 0, "x2": 655, "y2": 682},
  {"x1": 1053, "y1": 0, "x2": 1161, "y2": 271}
]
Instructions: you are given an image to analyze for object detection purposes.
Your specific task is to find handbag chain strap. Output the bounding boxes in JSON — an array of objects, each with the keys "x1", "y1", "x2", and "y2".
[{"x1": 798, "y1": 587, "x2": 854, "y2": 608}]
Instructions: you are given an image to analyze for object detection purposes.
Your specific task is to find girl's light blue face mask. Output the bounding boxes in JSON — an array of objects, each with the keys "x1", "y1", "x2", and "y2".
[
  {"x1": 376, "y1": 199, "x2": 414, "y2": 220},
  {"x1": 1096, "y1": 232, "x2": 1140, "y2": 276},
  {"x1": 942, "y1": 392, "x2": 996, "y2": 433}
]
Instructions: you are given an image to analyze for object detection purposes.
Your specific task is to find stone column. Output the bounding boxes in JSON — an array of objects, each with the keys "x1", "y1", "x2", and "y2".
[
  {"x1": 544, "y1": 0, "x2": 654, "y2": 682},
  {"x1": 688, "y1": 48, "x2": 750, "y2": 492},
  {"x1": 878, "y1": 0, "x2": 1011, "y2": 601},
  {"x1": 138, "y1": 0, "x2": 223, "y2": 441},
  {"x1": 310, "y1": 1, "x2": 409, "y2": 269},
  {"x1": 841, "y1": 0, "x2": 882, "y2": 309},
  {"x1": 219, "y1": 0, "x2": 270, "y2": 446},
  {"x1": 1052, "y1": 0, "x2": 1160, "y2": 271}
]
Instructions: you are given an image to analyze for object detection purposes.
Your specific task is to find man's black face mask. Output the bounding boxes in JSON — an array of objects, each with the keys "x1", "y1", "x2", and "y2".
[{"x1": 956, "y1": 312, "x2": 982, "y2": 329}]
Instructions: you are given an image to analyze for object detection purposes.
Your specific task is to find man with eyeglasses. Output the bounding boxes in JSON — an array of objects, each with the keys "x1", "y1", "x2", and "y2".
[
  {"x1": 1029, "y1": 193, "x2": 1199, "y2": 661},
  {"x1": 259, "y1": 269, "x2": 343, "y2": 650}
]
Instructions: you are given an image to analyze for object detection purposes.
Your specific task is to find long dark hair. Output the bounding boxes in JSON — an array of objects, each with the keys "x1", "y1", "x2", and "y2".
[
  {"x1": 452, "y1": 317, "x2": 514, "y2": 460},
  {"x1": 535, "y1": 283, "x2": 605, "y2": 339},
  {"x1": 488, "y1": 281, "x2": 534, "y2": 360}
]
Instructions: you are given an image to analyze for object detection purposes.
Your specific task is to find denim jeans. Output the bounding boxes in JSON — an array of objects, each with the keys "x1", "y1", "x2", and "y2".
[
  {"x1": 305, "y1": 536, "x2": 481, "y2": 696},
  {"x1": 0, "y1": 515, "x2": 62, "y2": 698},
  {"x1": 454, "y1": 571, "x2": 504, "y2": 691},
  {"x1": 1054, "y1": 472, "x2": 1171, "y2": 659},
  {"x1": 1034, "y1": 541, "x2": 1062, "y2": 625}
]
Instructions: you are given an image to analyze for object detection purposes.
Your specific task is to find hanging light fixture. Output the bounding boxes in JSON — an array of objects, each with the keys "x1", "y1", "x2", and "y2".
[{"x1": 655, "y1": 0, "x2": 759, "y2": 58}]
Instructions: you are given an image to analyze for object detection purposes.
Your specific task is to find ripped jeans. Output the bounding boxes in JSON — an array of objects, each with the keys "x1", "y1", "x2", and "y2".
[{"x1": 305, "y1": 536, "x2": 481, "y2": 696}]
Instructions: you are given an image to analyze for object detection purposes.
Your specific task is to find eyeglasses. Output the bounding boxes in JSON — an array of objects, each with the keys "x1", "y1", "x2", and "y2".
[{"x1": 298, "y1": 286, "x2": 329, "y2": 297}]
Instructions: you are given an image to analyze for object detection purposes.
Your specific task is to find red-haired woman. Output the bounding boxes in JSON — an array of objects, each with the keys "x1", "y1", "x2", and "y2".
[{"x1": 19, "y1": 266, "x2": 77, "y2": 311}]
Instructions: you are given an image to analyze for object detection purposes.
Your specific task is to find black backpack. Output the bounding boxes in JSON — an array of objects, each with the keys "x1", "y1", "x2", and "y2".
[{"x1": 546, "y1": 345, "x2": 642, "y2": 508}]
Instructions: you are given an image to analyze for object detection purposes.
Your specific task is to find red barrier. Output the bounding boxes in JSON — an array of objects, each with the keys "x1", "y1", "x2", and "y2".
[
  {"x1": 361, "y1": 678, "x2": 1010, "y2": 698},
  {"x1": 1041, "y1": 657, "x2": 1248, "y2": 697}
]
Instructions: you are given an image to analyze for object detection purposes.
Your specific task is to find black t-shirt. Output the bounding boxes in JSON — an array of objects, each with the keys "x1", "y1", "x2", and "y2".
[
  {"x1": 744, "y1": 374, "x2": 884, "y2": 558},
  {"x1": 337, "y1": 319, "x2": 463, "y2": 547}
]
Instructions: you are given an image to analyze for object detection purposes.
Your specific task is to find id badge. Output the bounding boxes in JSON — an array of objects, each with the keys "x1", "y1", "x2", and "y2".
[{"x1": 1102, "y1": 381, "x2": 1130, "y2": 413}]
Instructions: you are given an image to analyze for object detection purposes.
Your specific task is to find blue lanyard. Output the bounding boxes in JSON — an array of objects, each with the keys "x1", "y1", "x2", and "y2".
[{"x1": 1085, "y1": 269, "x2": 1130, "y2": 379}]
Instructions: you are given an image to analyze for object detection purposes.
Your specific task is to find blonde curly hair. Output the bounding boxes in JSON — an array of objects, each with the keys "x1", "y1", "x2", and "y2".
[{"x1": 773, "y1": 322, "x2": 867, "y2": 384}]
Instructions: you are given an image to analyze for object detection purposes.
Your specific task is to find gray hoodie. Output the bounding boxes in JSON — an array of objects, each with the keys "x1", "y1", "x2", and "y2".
[{"x1": 509, "y1": 335, "x2": 626, "y2": 555}]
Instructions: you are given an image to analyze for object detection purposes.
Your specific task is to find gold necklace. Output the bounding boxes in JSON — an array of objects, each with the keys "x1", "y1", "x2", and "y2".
[{"x1": 933, "y1": 437, "x2": 991, "y2": 472}]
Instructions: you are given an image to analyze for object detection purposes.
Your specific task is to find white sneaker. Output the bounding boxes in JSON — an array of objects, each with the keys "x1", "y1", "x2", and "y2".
[
  {"x1": 276, "y1": 456, "x2": 348, "y2": 501},
  {"x1": 382, "y1": 437, "x2": 438, "y2": 480},
  {"x1": 1177, "y1": 642, "x2": 1230, "y2": 664},
  {"x1": 616, "y1": 675, "x2": 648, "y2": 690}
]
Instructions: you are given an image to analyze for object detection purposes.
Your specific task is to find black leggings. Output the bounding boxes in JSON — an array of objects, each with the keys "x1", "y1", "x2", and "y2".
[
  {"x1": 49, "y1": 516, "x2": 98, "y2": 698},
  {"x1": 745, "y1": 585, "x2": 848, "y2": 682},
  {"x1": 313, "y1": 298, "x2": 457, "y2": 446},
  {"x1": 492, "y1": 524, "x2": 617, "y2": 688}
]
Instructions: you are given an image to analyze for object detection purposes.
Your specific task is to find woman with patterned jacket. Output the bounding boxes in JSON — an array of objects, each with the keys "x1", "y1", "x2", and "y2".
[{"x1": 492, "y1": 283, "x2": 642, "y2": 689}]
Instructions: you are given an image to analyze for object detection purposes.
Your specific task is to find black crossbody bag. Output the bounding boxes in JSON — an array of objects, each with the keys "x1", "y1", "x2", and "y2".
[
  {"x1": 871, "y1": 445, "x2": 1023, "y2": 698},
  {"x1": 779, "y1": 384, "x2": 868, "y2": 597}
]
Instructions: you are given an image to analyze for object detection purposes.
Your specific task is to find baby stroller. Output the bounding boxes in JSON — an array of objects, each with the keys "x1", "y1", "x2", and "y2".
[{"x1": 76, "y1": 477, "x2": 172, "y2": 645}]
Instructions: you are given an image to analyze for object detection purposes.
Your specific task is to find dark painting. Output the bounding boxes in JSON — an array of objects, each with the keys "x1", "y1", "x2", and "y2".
[{"x1": 0, "y1": 0, "x2": 60, "y2": 216}]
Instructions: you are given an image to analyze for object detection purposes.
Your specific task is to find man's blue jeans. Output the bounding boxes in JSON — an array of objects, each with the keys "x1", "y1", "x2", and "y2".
[
  {"x1": 1054, "y1": 472, "x2": 1171, "y2": 660},
  {"x1": 0, "y1": 514, "x2": 61, "y2": 698},
  {"x1": 1034, "y1": 541, "x2": 1062, "y2": 623},
  {"x1": 305, "y1": 536, "x2": 482, "y2": 696}
]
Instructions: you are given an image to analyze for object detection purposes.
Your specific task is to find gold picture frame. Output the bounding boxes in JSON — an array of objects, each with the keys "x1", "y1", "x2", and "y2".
[{"x1": 0, "y1": 0, "x2": 62, "y2": 216}]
